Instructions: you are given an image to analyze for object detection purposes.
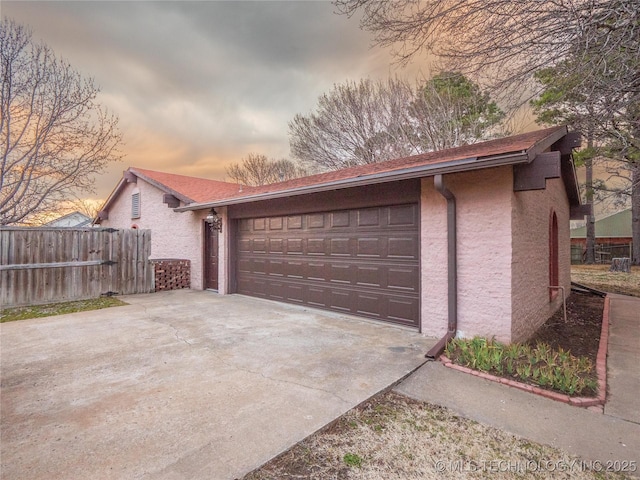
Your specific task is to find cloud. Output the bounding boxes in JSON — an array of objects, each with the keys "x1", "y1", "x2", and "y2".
[{"x1": 3, "y1": 1, "x2": 431, "y2": 199}]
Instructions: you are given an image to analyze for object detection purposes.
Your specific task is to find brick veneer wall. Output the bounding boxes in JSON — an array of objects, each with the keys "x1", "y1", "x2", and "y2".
[{"x1": 152, "y1": 259, "x2": 191, "y2": 291}]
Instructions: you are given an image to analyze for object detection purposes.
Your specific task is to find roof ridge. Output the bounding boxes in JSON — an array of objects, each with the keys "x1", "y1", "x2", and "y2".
[{"x1": 130, "y1": 167, "x2": 239, "y2": 186}]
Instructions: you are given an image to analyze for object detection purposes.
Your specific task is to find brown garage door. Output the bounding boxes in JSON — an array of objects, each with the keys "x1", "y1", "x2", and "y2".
[{"x1": 236, "y1": 203, "x2": 419, "y2": 327}]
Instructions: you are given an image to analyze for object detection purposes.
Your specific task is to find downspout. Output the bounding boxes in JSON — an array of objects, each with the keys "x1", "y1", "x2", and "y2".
[{"x1": 426, "y1": 174, "x2": 458, "y2": 359}]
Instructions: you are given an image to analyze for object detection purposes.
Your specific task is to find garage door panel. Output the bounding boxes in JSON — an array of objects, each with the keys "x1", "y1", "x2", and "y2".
[
  {"x1": 236, "y1": 203, "x2": 419, "y2": 328},
  {"x1": 357, "y1": 208, "x2": 380, "y2": 227},
  {"x1": 287, "y1": 216, "x2": 303, "y2": 229},
  {"x1": 307, "y1": 286, "x2": 326, "y2": 307},
  {"x1": 253, "y1": 238, "x2": 267, "y2": 253},
  {"x1": 388, "y1": 237, "x2": 418, "y2": 258},
  {"x1": 285, "y1": 283, "x2": 304, "y2": 303},
  {"x1": 307, "y1": 238, "x2": 326, "y2": 255},
  {"x1": 356, "y1": 265, "x2": 381, "y2": 287},
  {"x1": 388, "y1": 204, "x2": 418, "y2": 226},
  {"x1": 270, "y1": 238, "x2": 284, "y2": 253},
  {"x1": 286, "y1": 260, "x2": 304, "y2": 278},
  {"x1": 330, "y1": 238, "x2": 350, "y2": 255},
  {"x1": 357, "y1": 237, "x2": 382, "y2": 257},
  {"x1": 269, "y1": 260, "x2": 285, "y2": 276},
  {"x1": 265, "y1": 280, "x2": 284, "y2": 299},
  {"x1": 388, "y1": 267, "x2": 419, "y2": 291},
  {"x1": 329, "y1": 290, "x2": 352, "y2": 311},
  {"x1": 329, "y1": 263, "x2": 352, "y2": 284},
  {"x1": 307, "y1": 262, "x2": 326, "y2": 281},
  {"x1": 308, "y1": 214, "x2": 325, "y2": 228},
  {"x1": 356, "y1": 293, "x2": 382, "y2": 318},
  {"x1": 287, "y1": 238, "x2": 303, "y2": 254},
  {"x1": 269, "y1": 217, "x2": 284, "y2": 230},
  {"x1": 331, "y1": 211, "x2": 351, "y2": 227},
  {"x1": 387, "y1": 297, "x2": 419, "y2": 325}
]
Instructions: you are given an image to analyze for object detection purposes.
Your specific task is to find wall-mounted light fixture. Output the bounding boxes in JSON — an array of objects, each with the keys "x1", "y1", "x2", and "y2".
[{"x1": 205, "y1": 208, "x2": 222, "y2": 232}]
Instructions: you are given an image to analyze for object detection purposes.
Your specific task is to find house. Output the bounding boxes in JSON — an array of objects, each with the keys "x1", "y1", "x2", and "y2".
[
  {"x1": 44, "y1": 211, "x2": 92, "y2": 227},
  {"x1": 95, "y1": 167, "x2": 244, "y2": 291},
  {"x1": 570, "y1": 209, "x2": 633, "y2": 262},
  {"x1": 96, "y1": 125, "x2": 585, "y2": 345}
]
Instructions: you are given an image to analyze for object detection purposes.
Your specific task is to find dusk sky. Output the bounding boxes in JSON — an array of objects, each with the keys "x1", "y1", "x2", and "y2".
[{"x1": 2, "y1": 0, "x2": 438, "y2": 201}]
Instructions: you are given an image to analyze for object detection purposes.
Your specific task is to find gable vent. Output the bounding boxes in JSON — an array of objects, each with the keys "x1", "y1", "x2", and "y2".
[{"x1": 131, "y1": 192, "x2": 141, "y2": 219}]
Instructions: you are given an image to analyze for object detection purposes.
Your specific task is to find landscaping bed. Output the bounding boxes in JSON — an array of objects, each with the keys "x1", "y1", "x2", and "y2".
[{"x1": 444, "y1": 292, "x2": 604, "y2": 397}]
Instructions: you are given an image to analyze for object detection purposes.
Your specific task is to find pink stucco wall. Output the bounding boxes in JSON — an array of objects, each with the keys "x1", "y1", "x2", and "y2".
[
  {"x1": 420, "y1": 165, "x2": 570, "y2": 343},
  {"x1": 420, "y1": 167, "x2": 513, "y2": 342},
  {"x1": 511, "y1": 177, "x2": 571, "y2": 342},
  {"x1": 101, "y1": 179, "x2": 208, "y2": 290},
  {"x1": 217, "y1": 206, "x2": 230, "y2": 294}
]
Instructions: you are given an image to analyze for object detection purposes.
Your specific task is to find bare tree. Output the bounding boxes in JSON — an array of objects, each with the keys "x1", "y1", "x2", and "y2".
[
  {"x1": 289, "y1": 77, "x2": 418, "y2": 170},
  {"x1": 289, "y1": 74, "x2": 504, "y2": 170},
  {"x1": 1, "y1": 18, "x2": 122, "y2": 225},
  {"x1": 334, "y1": 1, "x2": 639, "y2": 99},
  {"x1": 226, "y1": 153, "x2": 308, "y2": 186},
  {"x1": 336, "y1": 0, "x2": 640, "y2": 262}
]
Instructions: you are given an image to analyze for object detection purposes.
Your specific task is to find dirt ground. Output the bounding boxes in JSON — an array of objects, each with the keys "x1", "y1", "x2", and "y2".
[
  {"x1": 528, "y1": 292, "x2": 604, "y2": 360},
  {"x1": 571, "y1": 265, "x2": 640, "y2": 297}
]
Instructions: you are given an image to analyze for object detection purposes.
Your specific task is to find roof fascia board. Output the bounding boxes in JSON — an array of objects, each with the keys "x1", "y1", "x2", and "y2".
[
  {"x1": 175, "y1": 152, "x2": 529, "y2": 212},
  {"x1": 93, "y1": 177, "x2": 127, "y2": 224},
  {"x1": 526, "y1": 126, "x2": 568, "y2": 162}
]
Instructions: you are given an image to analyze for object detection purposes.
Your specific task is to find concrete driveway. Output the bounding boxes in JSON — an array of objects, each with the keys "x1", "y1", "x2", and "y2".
[{"x1": 1, "y1": 290, "x2": 434, "y2": 480}]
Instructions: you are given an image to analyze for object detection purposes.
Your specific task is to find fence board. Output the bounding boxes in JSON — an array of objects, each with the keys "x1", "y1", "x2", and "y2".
[{"x1": 0, "y1": 227, "x2": 152, "y2": 308}]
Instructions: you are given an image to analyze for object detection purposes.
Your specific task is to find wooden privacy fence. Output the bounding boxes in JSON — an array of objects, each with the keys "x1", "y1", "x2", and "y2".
[{"x1": 1, "y1": 227, "x2": 152, "y2": 308}]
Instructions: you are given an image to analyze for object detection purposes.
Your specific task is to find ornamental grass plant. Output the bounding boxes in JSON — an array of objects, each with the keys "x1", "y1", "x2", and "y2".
[{"x1": 444, "y1": 337, "x2": 597, "y2": 396}]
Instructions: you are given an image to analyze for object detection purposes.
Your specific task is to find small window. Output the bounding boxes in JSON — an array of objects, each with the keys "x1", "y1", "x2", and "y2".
[{"x1": 131, "y1": 192, "x2": 140, "y2": 219}]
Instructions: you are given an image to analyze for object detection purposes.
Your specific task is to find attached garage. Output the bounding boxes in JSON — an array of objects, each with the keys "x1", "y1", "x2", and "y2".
[{"x1": 228, "y1": 181, "x2": 421, "y2": 328}]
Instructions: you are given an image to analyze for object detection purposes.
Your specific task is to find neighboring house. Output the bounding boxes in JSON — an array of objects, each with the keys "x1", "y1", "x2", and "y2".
[
  {"x1": 570, "y1": 209, "x2": 632, "y2": 246},
  {"x1": 570, "y1": 209, "x2": 633, "y2": 262},
  {"x1": 97, "y1": 126, "x2": 585, "y2": 345},
  {"x1": 44, "y1": 211, "x2": 92, "y2": 227}
]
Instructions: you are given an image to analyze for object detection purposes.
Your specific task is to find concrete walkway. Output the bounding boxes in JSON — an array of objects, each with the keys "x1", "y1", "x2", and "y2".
[
  {"x1": 396, "y1": 293, "x2": 640, "y2": 474},
  {"x1": 605, "y1": 294, "x2": 640, "y2": 424}
]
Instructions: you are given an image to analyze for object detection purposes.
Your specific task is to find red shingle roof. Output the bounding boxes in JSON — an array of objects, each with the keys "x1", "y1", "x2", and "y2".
[
  {"x1": 178, "y1": 125, "x2": 569, "y2": 209},
  {"x1": 98, "y1": 125, "x2": 572, "y2": 221},
  {"x1": 130, "y1": 168, "x2": 246, "y2": 203}
]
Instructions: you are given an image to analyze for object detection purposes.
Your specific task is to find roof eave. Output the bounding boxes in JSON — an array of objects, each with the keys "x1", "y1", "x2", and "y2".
[
  {"x1": 175, "y1": 151, "x2": 530, "y2": 212},
  {"x1": 129, "y1": 168, "x2": 195, "y2": 205}
]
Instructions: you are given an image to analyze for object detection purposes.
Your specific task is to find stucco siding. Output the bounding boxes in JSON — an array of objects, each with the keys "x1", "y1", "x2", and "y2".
[
  {"x1": 420, "y1": 178, "x2": 449, "y2": 337},
  {"x1": 511, "y1": 176, "x2": 571, "y2": 343},
  {"x1": 101, "y1": 179, "x2": 207, "y2": 289},
  {"x1": 420, "y1": 168, "x2": 513, "y2": 342},
  {"x1": 218, "y1": 207, "x2": 230, "y2": 294}
]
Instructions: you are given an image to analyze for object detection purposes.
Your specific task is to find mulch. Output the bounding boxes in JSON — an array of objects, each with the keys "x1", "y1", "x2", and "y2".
[{"x1": 527, "y1": 291, "x2": 604, "y2": 360}]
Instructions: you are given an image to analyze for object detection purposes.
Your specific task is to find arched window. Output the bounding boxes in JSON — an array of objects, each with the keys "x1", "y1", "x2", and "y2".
[{"x1": 549, "y1": 210, "x2": 559, "y2": 300}]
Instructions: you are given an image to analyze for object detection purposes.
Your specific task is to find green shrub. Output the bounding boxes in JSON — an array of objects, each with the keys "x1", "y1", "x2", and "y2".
[{"x1": 445, "y1": 337, "x2": 596, "y2": 396}]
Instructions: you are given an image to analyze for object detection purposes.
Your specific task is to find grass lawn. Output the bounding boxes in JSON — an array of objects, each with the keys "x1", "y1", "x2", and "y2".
[
  {"x1": 0, "y1": 297, "x2": 128, "y2": 323},
  {"x1": 572, "y1": 264, "x2": 640, "y2": 297},
  {"x1": 245, "y1": 391, "x2": 628, "y2": 479}
]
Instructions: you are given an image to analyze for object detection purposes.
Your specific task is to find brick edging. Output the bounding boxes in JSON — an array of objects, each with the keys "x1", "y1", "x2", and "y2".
[{"x1": 440, "y1": 295, "x2": 609, "y2": 409}]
